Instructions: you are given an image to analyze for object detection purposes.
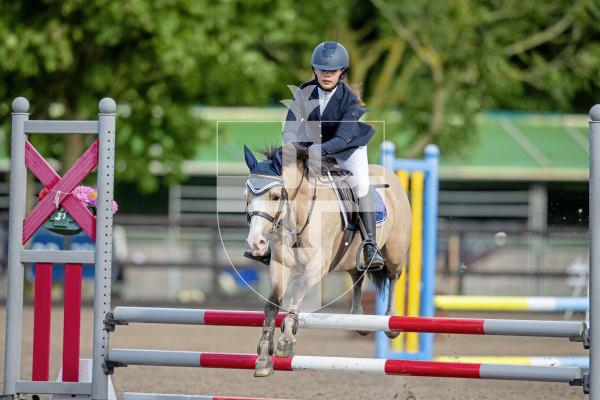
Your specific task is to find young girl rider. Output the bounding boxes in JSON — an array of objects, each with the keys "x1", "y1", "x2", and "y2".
[{"x1": 245, "y1": 41, "x2": 385, "y2": 270}]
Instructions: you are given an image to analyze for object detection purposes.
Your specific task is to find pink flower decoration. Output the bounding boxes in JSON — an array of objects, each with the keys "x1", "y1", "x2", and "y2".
[{"x1": 72, "y1": 185, "x2": 118, "y2": 214}]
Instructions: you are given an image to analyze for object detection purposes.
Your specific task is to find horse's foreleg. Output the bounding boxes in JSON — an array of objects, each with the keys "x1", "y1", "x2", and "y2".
[
  {"x1": 276, "y1": 302, "x2": 299, "y2": 358},
  {"x1": 255, "y1": 259, "x2": 287, "y2": 377},
  {"x1": 349, "y1": 270, "x2": 369, "y2": 336},
  {"x1": 276, "y1": 262, "x2": 321, "y2": 358},
  {"x1": 275, "y1": 274, "x2": 303, "y2": 358},
  {"x1": 385, "y1": 271, "x2": 401, "y2": 339},
  {"x1": 254, "y1": 292, "x2": 280, "y2": 377}
]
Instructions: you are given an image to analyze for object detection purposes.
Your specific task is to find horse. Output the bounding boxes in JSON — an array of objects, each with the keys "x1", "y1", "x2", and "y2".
[{"x1": 243, "y1": 143, "x2": 411, "y2": 377}]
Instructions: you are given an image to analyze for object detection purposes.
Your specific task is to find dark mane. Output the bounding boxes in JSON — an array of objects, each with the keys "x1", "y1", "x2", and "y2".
[
  {"x1": 257, "y1": 146, "x2": 280, "y2": 161},
  {"x1": 258, "y1": 144, "x2": 346, "y2": 174}
]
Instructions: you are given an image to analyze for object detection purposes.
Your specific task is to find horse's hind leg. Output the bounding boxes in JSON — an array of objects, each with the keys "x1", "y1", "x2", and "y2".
[
  {"x1": 385, "y1": 269, "x2": 401, "y2": 339},
  {"x1": 348, "y1": 270, "x2": 369, "y2": 336}
]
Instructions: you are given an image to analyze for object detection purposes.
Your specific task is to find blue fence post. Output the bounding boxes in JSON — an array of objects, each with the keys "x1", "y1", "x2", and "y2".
[
  {"x1": 376, "y1": 142, "x2": 440, "y2": 361},
  {"x1": 420, "y1": 144, "x2": 440, "y2": 360}
]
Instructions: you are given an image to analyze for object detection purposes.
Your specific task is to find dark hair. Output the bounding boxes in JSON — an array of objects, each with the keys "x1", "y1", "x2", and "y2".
[
  {"x1": 342, "y1": 77, "x2": 365, "y2": 107},
  {"x1": 311, "y1": 71, "x2": 365, "y2": 107}
]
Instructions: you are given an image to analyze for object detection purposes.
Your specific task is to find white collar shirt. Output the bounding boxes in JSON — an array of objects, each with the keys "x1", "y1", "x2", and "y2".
[{"x1": 318, "y1": 86, "x2": 337, "y2": 115}]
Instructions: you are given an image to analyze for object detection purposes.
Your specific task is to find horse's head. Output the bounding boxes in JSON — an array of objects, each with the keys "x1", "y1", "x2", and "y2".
[
  {"x1": 243, "y1": 145, "x2": 289, "y2": 257},
  {"x1": 243, "y1": 144, "x2": 340, "y2": 258}
]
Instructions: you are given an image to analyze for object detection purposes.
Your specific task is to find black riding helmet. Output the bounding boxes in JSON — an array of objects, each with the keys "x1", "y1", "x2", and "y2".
[{"x1": 311, "y1": 41, "x2": 349, "y2": 71}]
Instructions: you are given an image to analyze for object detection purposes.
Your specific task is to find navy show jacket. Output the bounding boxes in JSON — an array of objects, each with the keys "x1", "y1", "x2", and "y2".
[{"x1": 282, "y1": 80, "x2": 375, "y2": 161}]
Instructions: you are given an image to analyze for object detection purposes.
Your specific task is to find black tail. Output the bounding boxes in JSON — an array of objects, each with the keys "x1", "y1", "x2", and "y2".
[{"x1": 368, "y1": 268, "x2": 388, "y2": 297}]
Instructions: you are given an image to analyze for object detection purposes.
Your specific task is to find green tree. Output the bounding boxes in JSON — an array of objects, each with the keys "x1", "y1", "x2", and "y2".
[
  {"x1": 1, "y1": 0, "x2": 599, "y2": 181},
  {"x1": 0, "y1": 0, "x2": 340, "y2": 190},
  {"x1": 341, "y1": 0, "x2": 600, "y2": 157}
]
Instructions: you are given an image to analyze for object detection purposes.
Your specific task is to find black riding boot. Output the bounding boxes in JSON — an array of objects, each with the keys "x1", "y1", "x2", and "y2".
[
  {"x1": 243, "y1": 248, "x2": 271, "y2": 266},
  {"x1": 358, "y1": 187, "x2": 385, "y2": 270}
]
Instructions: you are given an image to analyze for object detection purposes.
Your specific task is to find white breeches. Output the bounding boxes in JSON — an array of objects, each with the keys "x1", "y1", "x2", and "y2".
[{"x1": 335, "y1": 146, "x2": 370, "y2": 198}]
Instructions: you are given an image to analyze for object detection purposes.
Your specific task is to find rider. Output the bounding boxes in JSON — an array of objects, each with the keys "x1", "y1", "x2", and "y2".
[{"x1": 244, "y1": 41, "x2": 385, "y2": 270}]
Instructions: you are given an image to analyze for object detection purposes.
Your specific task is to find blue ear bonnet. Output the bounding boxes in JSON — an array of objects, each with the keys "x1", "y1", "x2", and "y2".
[
  {"x1": 246, "y1": 161, "x2": 283, "y2": 195},
  {"x1": 243, "y1": 145, "x2": 284, "y2": 195}
]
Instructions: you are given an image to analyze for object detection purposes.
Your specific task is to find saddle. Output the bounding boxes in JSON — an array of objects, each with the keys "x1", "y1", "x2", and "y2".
[{"x1": 323, "y1": 169, "x2": 389, "y2": 272}]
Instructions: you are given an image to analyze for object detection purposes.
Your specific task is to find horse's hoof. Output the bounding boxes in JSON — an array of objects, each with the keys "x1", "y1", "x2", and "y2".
[
  {"x1": 357, "y1": 330, "x2": 370, "y2": 337},
  {"x1": 254, "y1": 357, "x2": 274, "y2": 377},
  {"x1": 385, "y1": 330, "x2": 400, "y2": 339},
  {"x1": 275, "y1": 337, "x2": 296, "y2": 358},
  {"x1": 254, "y1": 366, "x2": 274, "y2": 377}
]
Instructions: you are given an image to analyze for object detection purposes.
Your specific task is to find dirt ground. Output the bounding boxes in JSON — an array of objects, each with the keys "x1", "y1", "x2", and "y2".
[{"x1": 0, "y1": 306, "x2": 588, "y2": 400}]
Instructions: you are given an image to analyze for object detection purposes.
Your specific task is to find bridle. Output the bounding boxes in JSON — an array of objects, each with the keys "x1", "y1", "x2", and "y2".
[
  {"x1": 245, "y1": 164, "x2": 362, "y2": 272},
  {"x1": 245, "y1": 169, "x2": 317, "y2": 236}
]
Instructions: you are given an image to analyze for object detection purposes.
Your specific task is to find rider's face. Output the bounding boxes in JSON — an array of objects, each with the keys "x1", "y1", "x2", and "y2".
[{"x1": 314, "y1": 68, "x2": 342, "y2": 90}]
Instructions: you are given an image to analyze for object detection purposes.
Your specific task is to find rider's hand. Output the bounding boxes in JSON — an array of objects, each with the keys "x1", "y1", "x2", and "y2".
[{"x1": 308, "y1": 144, "x2": 324, "y2": 175}]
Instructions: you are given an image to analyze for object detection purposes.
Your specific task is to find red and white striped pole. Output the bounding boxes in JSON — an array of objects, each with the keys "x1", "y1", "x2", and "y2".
[
  {"x1": 109, "y1": 349, "x2": 583, "y2": 385},
  {"x1": 111, "y1": 307, "x2": 586, "y2": 338}
]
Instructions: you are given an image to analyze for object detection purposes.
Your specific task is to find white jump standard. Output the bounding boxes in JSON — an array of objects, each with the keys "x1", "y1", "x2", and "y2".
[
  {"x1": 588, "y1": 103, "x2": 600, "y2": 398},
  {"x1": 1, "y1": 97, "x2": 116, "y2": 400}
]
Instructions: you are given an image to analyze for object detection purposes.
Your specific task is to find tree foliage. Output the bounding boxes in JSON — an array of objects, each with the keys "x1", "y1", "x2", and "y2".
[
  {"x1": 0, "y1": 0, "x2": 338, "y2": 190},
  {"x1": 340, "y1": 0, "x2": 600, "y2": 157},
  {"x1": 1, "y1": 0, "x2": 599, "y2": 186}
]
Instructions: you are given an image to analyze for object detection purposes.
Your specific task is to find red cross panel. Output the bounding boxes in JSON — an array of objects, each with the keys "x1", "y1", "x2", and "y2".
[{"x1": 23, "y1": 139, "x2": 99, "y2": 243}]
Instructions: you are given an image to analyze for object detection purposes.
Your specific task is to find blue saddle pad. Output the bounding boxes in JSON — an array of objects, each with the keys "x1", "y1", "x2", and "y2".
[
  {"x1": 331, "y1": 181, "x2": 388, "y2": 229},
  {"x1": 374, "y1": 189, "x2": 387, "y2": 226}
]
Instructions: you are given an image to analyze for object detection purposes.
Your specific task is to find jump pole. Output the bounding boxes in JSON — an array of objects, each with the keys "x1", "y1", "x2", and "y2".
[
  {"x1": 435, "y1": 295, "x2": 589, "y2": 313},
  {"x1": 107, "y1": 349, "x2": 583, "y2": 386},
  {"x1": 124, "y1": 394, "x2": 291, "y2": 400},
  {"x1": 434, "y1": 356, "x2": 589, "y2": 369},
  {"x1": 589, "y1": 104, "x2": 600, "y2": 398},
  {"x1": 109, "y1": 307, "x2": 586, "y2": 339}
]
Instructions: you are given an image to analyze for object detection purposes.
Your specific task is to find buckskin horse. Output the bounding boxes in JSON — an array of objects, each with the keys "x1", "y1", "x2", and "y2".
[{"x1": 243, "y1": 144, "x2": 411, "y2": 377}]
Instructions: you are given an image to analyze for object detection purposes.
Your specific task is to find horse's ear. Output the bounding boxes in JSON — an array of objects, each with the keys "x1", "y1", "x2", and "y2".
[
  {"x1": 244, "y1": 145, "x2": 257, "y2": 171},
  {"x1": 272, "y1": 148, "x2": 283, "y2": 175}
]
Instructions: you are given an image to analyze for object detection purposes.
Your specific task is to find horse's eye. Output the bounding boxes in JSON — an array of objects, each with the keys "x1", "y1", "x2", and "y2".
[{"x1": 272, "y1": 195, "x2": 280, "y2": 201}]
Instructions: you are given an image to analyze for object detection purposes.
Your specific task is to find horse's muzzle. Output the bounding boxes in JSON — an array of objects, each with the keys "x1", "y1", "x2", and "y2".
[{"x1": 246, "y1": 235, "x2": 269, "y2": 257}]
